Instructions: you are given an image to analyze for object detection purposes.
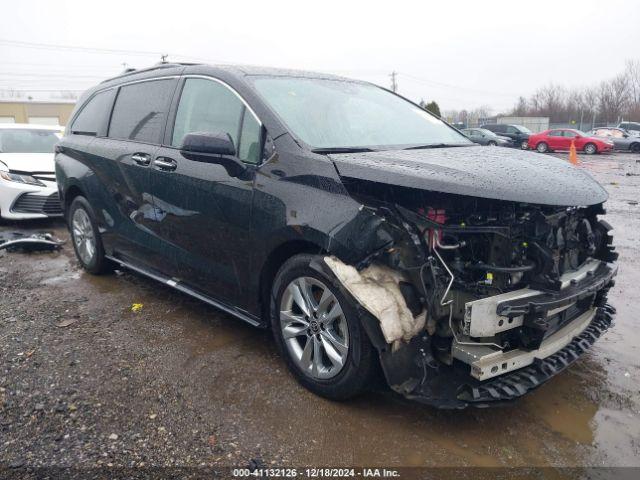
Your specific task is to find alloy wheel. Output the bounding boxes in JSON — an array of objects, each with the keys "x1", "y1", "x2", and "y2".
[
  {"x1": 72, "y1": 208, "x2": 96, "y2": 265},
  {"x1": 279, "y1": 276, "x2": 349, "y2": 380}
]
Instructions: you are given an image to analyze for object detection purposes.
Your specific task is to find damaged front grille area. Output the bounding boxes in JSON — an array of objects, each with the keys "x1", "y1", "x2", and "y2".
[{"x1": 332, "y1": 180, "x2": 618, "y2": 406}]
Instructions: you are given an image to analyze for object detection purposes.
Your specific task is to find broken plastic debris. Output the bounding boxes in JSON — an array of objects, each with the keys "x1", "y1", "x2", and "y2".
[
  {"x1": 0, "y1": 232, "x2": 65, "y2": 252},
  {"x1": 131, "y1": 303, "x2": 144, "y2": 312}
]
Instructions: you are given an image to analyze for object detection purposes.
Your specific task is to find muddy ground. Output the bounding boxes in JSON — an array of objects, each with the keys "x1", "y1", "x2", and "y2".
[{"x1": 1, "y1": 151, "x2": 639, "y2": 473}]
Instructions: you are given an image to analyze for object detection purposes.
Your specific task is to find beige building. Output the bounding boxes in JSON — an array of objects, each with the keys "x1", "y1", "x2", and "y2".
[{"x1": 0, "y1": 99, "x2": 76, "y2": 126}]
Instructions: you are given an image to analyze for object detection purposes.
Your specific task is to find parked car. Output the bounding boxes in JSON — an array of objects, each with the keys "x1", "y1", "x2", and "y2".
[
  {"x1": 618, "y1": 121, "x2": 640, "y2": 137},
  {"x1": 480, "y1": 123, "x2": 531, "y2": 149},
  {"x1": 0, "y1": 124, "x2": 64, "y2": 220},
  {"x1": 56, "y1": 64, "x2": 617, "y2": 408},
  {"x1": 588, "y1": 127, "x2": 640, "y2": 153},
  {"x1": 528, "y1": 128, "x2": 613, "y2": 154},
  {"x1": 461, "y1": 128, "x2": 511, "y2": 146}
]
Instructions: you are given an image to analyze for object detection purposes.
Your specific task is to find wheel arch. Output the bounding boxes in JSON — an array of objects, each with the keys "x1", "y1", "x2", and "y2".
[
  {"x1": 258, "y1": 239, "x2": 328, "y2": 322},
  {"x1": 62, "y1": 183, "x2": 86, "y2": 220}
]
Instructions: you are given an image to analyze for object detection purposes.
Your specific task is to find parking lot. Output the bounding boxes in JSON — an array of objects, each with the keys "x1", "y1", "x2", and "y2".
[{"x1": 1, "y1": 151, "x2": 639, "y2": 471}]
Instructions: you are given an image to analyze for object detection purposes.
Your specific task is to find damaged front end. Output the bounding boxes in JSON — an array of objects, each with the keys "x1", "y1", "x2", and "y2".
[{"x1": 321, "y1": 181, "x2": 618, "y2": 408}]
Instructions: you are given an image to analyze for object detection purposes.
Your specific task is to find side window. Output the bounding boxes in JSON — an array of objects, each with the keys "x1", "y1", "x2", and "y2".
[
  {"x1": 506, "y1": 126, "x2": 517, "y2": 134},
  {"x1": 563, "y1": 130, "x2": 577, "y2": 138},
  {"x1": 238, "y1": 112, "x2": 261, "y2": 164},
  {"x1": 548, "y1": 130, "x2": 562, "y2": 137},
  {"x1": 70, "y1": 89, "x2": 116, "y2": 136},
  {"x1": 172, "y1": 78, "x2": 262, "y2": 164},
  {"x1": 109, "y1": 79, "x2": 176, "y2": 143}
]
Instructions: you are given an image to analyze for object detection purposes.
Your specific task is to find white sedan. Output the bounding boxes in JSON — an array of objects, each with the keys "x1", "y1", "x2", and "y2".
[{"x1": 0, "y1": 124, "x2": 64, "y2": 220}]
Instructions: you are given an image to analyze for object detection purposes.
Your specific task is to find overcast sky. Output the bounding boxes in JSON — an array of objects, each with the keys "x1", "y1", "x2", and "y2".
[{"x1": 1, "y1": 0, "x2": 639, "y2": 112}]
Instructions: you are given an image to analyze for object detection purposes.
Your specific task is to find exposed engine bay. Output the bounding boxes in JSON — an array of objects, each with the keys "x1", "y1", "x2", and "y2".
[{"x1": 322, "y1": 179, "x2": 618, "y2": 407}]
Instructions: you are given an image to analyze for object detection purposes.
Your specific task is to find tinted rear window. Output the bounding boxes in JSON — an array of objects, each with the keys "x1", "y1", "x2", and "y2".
[
  {"x1": 109, "y1": 79, "x2": 176, "y2": 143},
  {"x1": 71, "y1": 89, "x2": 116, "y2": 136}
]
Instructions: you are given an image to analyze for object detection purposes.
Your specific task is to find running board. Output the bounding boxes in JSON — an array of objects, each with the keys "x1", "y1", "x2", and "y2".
[{"x1": 105, "y1": 256, "x2": 262, "y2": 327}]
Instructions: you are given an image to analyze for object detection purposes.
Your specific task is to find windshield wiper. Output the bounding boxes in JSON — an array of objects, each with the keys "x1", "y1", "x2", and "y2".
[
  {"x1": 403, "y1": 143, "x2": 471, "y2": 150},
  {"x1": 311, "y1": 147, "x2": 375, "y2": 154}
]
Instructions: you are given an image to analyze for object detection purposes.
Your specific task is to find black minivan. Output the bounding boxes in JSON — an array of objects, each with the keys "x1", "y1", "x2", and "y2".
[
  {"x1": 480, "y1": 123, "x2": 531, "y2": 149},
  {"x1": 56, "y1": 63, "x2": 617, "y2": 408}
]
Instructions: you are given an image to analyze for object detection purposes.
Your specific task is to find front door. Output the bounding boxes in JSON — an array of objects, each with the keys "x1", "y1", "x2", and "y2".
[{"x1": 147, "y1": 76, "x2": 263, "y2": 307}]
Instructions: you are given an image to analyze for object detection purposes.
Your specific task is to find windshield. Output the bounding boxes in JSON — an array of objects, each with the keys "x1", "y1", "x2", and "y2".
[
  {"x1": 515, "y1": 125, "x2": 532, "y2": 134},
  {"x1": 252, "y1": 77, "x2": 471, "y2": 150},
  {"x1": 0, "y1": 129, "x2": 60, "y2": 153}
]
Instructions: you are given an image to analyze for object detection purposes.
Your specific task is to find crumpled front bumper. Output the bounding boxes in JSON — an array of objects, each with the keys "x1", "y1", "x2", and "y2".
[
  {"x1": 379, "y1": 305, "x2": 614, "y2": 409},
  {"x1": 375, "y1": 260, "x2": 617, "y2": 408}
]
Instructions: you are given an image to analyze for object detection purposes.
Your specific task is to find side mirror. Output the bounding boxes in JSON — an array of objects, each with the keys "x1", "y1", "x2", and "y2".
[
  {"x1": 181, "y1": 131, "x2": 236, "y2": 156},
  {"x1": 180, "y1": 131, "x2": 246, "y2": 178}
]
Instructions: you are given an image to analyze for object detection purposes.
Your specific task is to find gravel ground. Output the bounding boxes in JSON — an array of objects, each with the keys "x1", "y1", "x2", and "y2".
[{"x1": 1, "y1": 150, "x2": 639, "y2": 477}]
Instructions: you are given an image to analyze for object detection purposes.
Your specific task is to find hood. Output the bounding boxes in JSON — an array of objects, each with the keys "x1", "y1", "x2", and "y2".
[
  {"x1": 0, "y1": 153, "x2": 55, "y2": 173},
  {"x1": 329, "y1": 146, "x2": 608, "y2": 206}
]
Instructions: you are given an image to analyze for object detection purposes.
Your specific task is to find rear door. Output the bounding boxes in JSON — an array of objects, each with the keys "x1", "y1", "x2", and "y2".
[
  {"x1": 147, "y1": 76, "x2": 263, "y2": 306},
  {"x1": 91, "y1": 77, "x2": 179, "y2": 269},
  {"x1": 546, "y1": 130, "x2": 564, "y2": 150}
]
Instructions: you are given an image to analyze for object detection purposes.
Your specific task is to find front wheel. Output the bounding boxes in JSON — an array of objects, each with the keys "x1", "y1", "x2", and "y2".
[
  {"x1": 271, "y1": 254, "x2": 376, "y2": 400},
  {"x1": 536, "y1": 142, "x2": 549, "y2": 153},
  {"x1": 630, "y1": 143, "x2": 640, "y2": 153},
  {"x1": 520, "y1": 140, "x2": 529, "y2": 150},
  {"x1": 487, "y1": 140, "x2": 497, "y2": 146},
  {"x1": 68, "y1": 196, "x2": 112, "y2": 274},
  {"x1": 584, "y1": 143, "x2": 597, "y2": 155}
]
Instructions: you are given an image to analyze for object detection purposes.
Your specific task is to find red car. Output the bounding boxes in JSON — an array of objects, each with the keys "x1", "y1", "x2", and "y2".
[{"x1": 528, "y1": 128, "x2": 614, "y2": 155}]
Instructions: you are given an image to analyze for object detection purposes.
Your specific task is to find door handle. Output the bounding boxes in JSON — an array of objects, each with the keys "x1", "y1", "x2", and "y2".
[
  {"x1": 131, "y1": 153, "x2": 151, "y2": 166},
  {"x1": 153, "y1": 156, "x2": 177, "y2": 171}
]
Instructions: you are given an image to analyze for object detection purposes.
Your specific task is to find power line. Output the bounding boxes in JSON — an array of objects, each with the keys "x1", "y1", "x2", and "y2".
[
  {"x1": 0, "y1": 38, "x2": 164, "y2": 57},
  {"x1": 0, "y1": 72, "x2": 109, "y2": 79},
  {"x1": 0, "y1": 38, "x2": 216, "y2": 63},
  {"x1": 399, "y1": 72, "x2": 518, "y2": 98}
]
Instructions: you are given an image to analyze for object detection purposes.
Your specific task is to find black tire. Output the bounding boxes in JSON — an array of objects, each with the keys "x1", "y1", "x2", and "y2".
[
  {"x1": 270, "y1": 254, "x2": 376, "y2": 400},
  {"x1": 68, "y1": 196, "x2": 113, "y2": 274},
  {"x1": 630, "y1": 143, "x2": 640, "y2": 153},
  {"x1": 584, "y1": 143, "x2": 597, "y2": 155},
  {"x1": 487, "y1": 141, "x2": 497, "y2": 146},
  {"x1": 536, "y1": 142, "x2": 549, "y2": 153},
  {"x1": 520, "y1": 140, "x2": 529, "y2": 150}
]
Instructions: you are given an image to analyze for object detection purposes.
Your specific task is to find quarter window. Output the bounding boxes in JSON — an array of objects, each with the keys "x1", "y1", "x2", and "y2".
[
  {"x1": 71, "y1": 89, "x2": 116, "y2": 136},
  {"x1": 172, "y1": 78, "x2": 262, "y2": 164},
  {"x1": 109, "y1": 79, "x2": 176, "y2": 143}
]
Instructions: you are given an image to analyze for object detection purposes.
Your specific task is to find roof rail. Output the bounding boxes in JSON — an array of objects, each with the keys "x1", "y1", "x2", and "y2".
[{"x1": 100, "y1": 62, "x2": 202, "y2": 84}]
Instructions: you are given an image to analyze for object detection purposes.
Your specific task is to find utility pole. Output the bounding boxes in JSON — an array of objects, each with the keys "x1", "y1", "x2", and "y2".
[{"x1": 390, "y1": 71, "x2": 398, "y2": 93}]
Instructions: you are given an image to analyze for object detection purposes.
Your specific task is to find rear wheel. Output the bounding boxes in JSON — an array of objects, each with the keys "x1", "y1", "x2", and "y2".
[
  {"x1": 536, "y1": 142, "x2": 549, "y2": 153},
  {"x1": 520, "y1": 140, "x2": 529, "y2": 149},
  {"x1": 584, "y1": 143, "x2": 597, "y2": 155},
  {"x1": 68, "y1": 196, "x2": 112, "y2": 274},
  {"x1": 487, "y1": 140, "x2": 497, "y2": 146},
  {"x1": 271, "y1": 254, "x2": 376, "y2": 400},
  {"x1": 630, "y1": 143, "x2": 640, "y2": 153}
]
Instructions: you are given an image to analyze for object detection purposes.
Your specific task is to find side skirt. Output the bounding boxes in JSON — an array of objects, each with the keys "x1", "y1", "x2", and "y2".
[{"x1": 105, "y1": 255, "x2": 262, "y2": 328}]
